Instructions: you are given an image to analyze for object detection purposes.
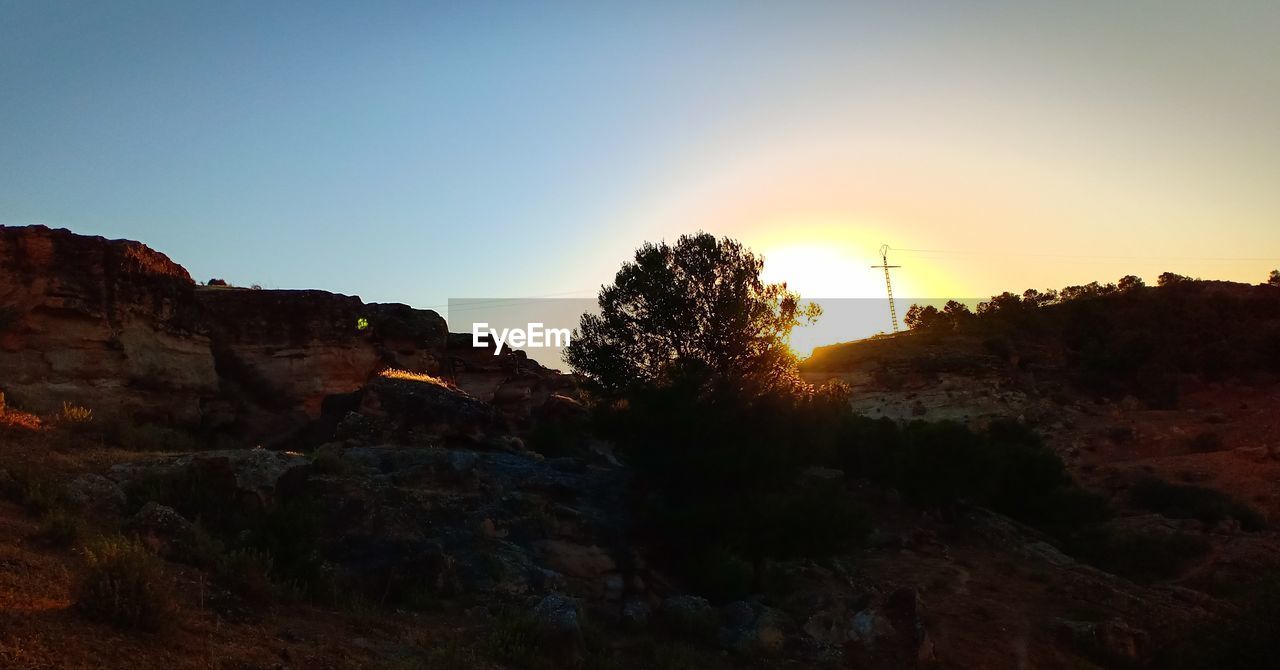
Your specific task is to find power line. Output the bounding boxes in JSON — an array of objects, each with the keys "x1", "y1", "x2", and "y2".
[{"x1": 893, "y1": 248, "x2": 1278, "y2": 262}]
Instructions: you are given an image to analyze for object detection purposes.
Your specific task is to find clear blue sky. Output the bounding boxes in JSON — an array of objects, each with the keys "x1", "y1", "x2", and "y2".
[{"x1": 3, "y1": 1, "x2": 1278, "y2": 320}]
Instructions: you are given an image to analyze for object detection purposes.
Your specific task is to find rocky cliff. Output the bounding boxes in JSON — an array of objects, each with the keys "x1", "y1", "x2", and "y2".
[
  {"x1": 0, "y1": 225, "x2": 219, "y2": 424},
  {"x1": 0, "y1": 225, "x2": 570, "y2": 438}
]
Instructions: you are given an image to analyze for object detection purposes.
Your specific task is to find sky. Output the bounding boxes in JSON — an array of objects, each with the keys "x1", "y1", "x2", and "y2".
[{"x1": 2, "y1": 1, "x2": 1278, "y2": 338}]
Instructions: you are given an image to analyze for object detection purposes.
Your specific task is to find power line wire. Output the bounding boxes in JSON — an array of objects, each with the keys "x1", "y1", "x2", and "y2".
[{"x1": 893, "y1": 248, "x2": 1278, "y2": 262}]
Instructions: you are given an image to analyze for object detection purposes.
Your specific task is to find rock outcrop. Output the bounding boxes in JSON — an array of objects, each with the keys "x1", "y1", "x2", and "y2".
[
  {"x1": 0, "y1": 225, "x2": 219, "y2": 424},
  {"x1": 0, "y1": 225, "x2": 573, "y2": 439}
]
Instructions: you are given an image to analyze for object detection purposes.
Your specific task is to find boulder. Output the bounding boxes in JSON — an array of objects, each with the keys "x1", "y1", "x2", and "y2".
[
  {"x1": 130, "y1": 502, "x2": 193, "y2": 538},
  {"x1": 109, "y1": 448, "x2": 308, "y2": 509},
  {"x1": 359, "y1": 374, "x2": 494, "y2": 438},
  {"x1": 63, "y1": 473, "x2": 126, "y2": 514}
]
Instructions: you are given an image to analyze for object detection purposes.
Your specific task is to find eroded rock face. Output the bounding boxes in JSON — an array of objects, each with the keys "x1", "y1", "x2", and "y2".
[
  {"x1": 0, "y1": 225, "x2": 219, "y2": 424},
  {"x1": 0, "y1": 225, "x2": 573, "y2": 440},
  {"x1": 198, "y1": 288, "x2": 387, "y2": 417}
]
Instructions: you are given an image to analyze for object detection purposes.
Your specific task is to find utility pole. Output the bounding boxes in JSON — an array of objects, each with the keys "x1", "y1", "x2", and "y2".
[{"x1": 872, "y1": 244, "x2": 902, "y2": 333}]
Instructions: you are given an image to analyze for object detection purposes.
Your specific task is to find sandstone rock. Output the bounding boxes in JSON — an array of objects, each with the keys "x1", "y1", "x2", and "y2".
[
  {"x1": 0, "y1": 225, "x2": 218, "y2": 424},
  {"x1": 197, "y1": 288, "x2": 414, "y2": 418},
  {"x1": 359, "y1": 374, "x2": 493, "y2": 438},
  {"x1": 0, "y1": 226, "x2": 465, "y2": 439}
]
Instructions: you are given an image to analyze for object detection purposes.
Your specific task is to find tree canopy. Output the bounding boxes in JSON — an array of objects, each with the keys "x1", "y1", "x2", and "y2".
[{"x1": 565, "y1": 232, "x2": 818, "y2": 397}]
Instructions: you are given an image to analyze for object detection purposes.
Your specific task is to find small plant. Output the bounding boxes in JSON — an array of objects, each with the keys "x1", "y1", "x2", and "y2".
[
  {"x1": 59, "y1": 402, "x2": 94, "y2": 427},
  {"x1": 76, "y1": 537, "x2": 177, "y2": 632}
]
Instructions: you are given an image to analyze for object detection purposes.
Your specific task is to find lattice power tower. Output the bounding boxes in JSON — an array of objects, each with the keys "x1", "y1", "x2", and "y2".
[{"x1": 872, "y1": 244, "x2": 902, "y2": 333}]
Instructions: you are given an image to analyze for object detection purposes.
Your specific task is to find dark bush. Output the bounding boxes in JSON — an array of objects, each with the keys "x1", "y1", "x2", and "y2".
[
  {"x1": 76, "y1": 537, "x2": 177, "y2": 632},
  {"x1": 1129, "y1": 479, "x2": 1265, "y2": 531},
  {"x1": 839, "y1": 418, "x2": 1106, "y2": 532}
]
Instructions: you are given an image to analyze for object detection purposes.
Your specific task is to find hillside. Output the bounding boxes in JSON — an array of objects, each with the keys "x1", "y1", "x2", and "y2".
[{"x1": 2, "y1": 225, "x2": 1279, "y2": 669}]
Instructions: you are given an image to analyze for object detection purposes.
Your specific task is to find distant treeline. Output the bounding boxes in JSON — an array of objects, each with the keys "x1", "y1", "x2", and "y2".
[{"x1": 902, "y1": 270, "x2": 1280, "y2": 406}]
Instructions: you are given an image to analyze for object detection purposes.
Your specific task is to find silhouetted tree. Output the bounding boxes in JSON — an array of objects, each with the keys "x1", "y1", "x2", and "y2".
[
  {"x1": 1269, "y1": 269, "x2": 1279, "y2": 287},
  {"x1": 942, "y1": 299, "x2": 975, "y2": 321},
  {"x1": 570, "y1": 233, "x2": 864, "y2": 595},
  {"x1": 977, "y1": 291, "x2": 1023, "y2": 316},
  {"x1": 904, "y1": 304, "x2": 942, "y2": 330},
  {"x1": 1158, "y1": 272, "x2": 1190, "y2": 287},
  {"x1": 1118, "y1": 275, "x2": 1146, "y2": 291},
  {"x1": 906, "y1": 301, "x2": 974, "y2": 330},
  {"x1": 1021, "y1": 289, "x2": 1057, "y2": 307},
  {"x1": 566, "y1": 232, "x2": 818, "y2": 397}
]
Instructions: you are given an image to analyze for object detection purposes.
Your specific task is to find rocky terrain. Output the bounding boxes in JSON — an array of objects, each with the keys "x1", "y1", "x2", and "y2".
[{"x1": 1, "y1": 225, "x2": 1278, "y2": 669}]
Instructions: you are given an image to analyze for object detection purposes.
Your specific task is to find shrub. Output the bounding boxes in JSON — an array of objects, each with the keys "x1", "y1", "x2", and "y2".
[
  {"x1": 76, "y1": 537, "x2": 177, "y2": 632},
  {"x1": 841, "y1": 418, "x2": 1102, "y2": 525},
  {"x1": 1129, "y1": 479, "x2": 1265, "y2": 531}
]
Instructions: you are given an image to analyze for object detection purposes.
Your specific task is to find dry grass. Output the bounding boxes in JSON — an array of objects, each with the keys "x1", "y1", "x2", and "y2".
[
  {"x1": 378, "y1": 368, "x2": 449, "y2": 386},
  {"x1": 76, "y1": 537, "x2": 177, "y2": 632},
  {"x1": 58, "y1": 402, "x2": 94, "y2": 427},
  {"x1": 0, "y1": 417, "x2": 448, "y2": 669},
  {"x1": 0, "y1": 407, "x2": 43, "y2": 432}
]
